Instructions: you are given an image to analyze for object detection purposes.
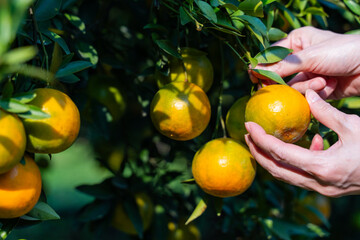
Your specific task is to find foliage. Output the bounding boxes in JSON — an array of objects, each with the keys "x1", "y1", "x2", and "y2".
[{"x1": 2, "y1": 0, "x2": 360, "y2": 239}]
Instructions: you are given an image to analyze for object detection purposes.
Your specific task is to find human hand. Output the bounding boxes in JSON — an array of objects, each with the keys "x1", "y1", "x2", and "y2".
[
  {"x1": 250, "y1": 26, "x2": 360, "y2": 99},
  {"x1": 245, "y1": 89, "x2": 360, "y2": 197}
]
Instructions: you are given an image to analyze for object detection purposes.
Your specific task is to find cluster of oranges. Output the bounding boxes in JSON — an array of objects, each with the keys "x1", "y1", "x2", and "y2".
[
  {"x1": 0, "y1": 88, "x2": 80, "y2": 219},
  {"x1": 150, "y1": 47, "x2": 311, "y2": 199}
]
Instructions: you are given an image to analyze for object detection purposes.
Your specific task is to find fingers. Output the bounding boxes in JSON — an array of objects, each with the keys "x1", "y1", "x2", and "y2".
[
  {"x1": 306, "y1": 89, "x2": 349, "y2": 135},
  {"x1": 244, "y1": 122, "x2": 319, "y2": 171},
  {"x1": 244, "y1": 133, "x2": 319, "y2": 190},
  {"x1": 310, "y1": 134, "x2": 324, "y2": 151},
  {"x1": 289, "y1": 74, "x2": 327, "y2": 94}
]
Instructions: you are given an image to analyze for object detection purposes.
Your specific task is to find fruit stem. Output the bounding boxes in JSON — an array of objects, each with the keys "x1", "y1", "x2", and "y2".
[
  {"x1": 212, "y1": 40, "x2": 227, "y2": 139},
  {"x1": 224, "y1": 42, "x2": 248, "y2": 67}
]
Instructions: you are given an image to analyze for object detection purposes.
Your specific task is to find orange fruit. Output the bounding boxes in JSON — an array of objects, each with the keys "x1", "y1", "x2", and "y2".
[
  {"x1": 225, "y1": 95, "x2": 250, "y2": 143},
  {"x1": 150, "y1": 81, "x2": 211, "y2": 141},
  {"x1": 87, "y1": 76, "x2": 126, "y2": 122},
  {"x1": 157, "y1": 48, "x2": 214, "y2": 92},
  {"x1": 192, "y1": 138, "x2": 256, "y2": 198},
  {"x1": 0, "y1": 109, "x2": 26, "y2": 174},
  {"x1": 295, "y1": 193, "x2": 331, "y2": 225},
  {"x1": 22, "y1": 88, "x2": 81, "y2": 153},
  {"x1": 245, "y1": 84, "x2": 310, "y2": 143},
  {"x1": 167, "y1": 219, "x2": 201, "y2": 240},
  {"x1": 94, "y1": 141, "x2": 125, "y2": 173},
  {"x1": 112, "y1": 192, "x2": 154, "y2": 235},
  {"x1": 0, "y1": 154, "x2": 42, "y2": 218}
]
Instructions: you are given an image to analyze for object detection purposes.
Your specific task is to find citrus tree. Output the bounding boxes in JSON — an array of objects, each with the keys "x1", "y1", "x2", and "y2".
[{"x1": 2, "y1": 0, "x2": 360, "y2": 239}]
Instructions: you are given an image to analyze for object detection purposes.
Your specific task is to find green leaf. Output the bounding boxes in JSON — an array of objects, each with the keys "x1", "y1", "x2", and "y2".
[
  {"x1": 342, "y1": 96, "x2": 360, "y2": 109},
  {"x1": 344, "y1": 0, "x2": 360, "y2": 16},
  {"x1": 267, "y1": 9, "x2": 275, "y2": 29},
  {"x1": 249, "y1": 57, "x2": 258, "y2": 68},
  {"x1": 12, "y1": 92, "x2": 37, "y2": 104},
  {"x1": 255, "y1": 46, "x2": 293, "y2": 64},
  {"x1": 17, "y1": 105, "x2": 51, "y2": 120},
  {"x1": 124, "y1": 197, "x2": 144, "y2": 238},
  {"x1": 196, "y1": 0, "x2": 218, "y2": 22},
  {"x1": 55, "y1": 61, "x2": 93, "y2": 78},
  {"x1": 251, "y1": 69, "x2": 286, "y2": 85},
  {"x1": 268, "y1": 27, "x2": 287, "y2": 41},
  {"x1": 76, "y1": 182, "x2": 114, "y2": 200},
  {"x1": 78, "y1": 201, "x2": 111, "y2": 222},
  {"x1": 2, "y1": 81, "x2": 13, "y2": 99},
  {"x1": 50, "y1": 42, "x2": 63, "y2": 74},
  {"x1": 42, "y1": 30, "x2": 70, "y2": 54},
  {"x1": 283, "y1": 8, "x2": 301, "y2": 29},
  {"x1": 34, "y1": 0, "x2": 62, "y2": 21},
  {"x1": 238, "y1": 0, "x2": 263, "y2": 17},
  {"x1": 2, "y1": 46, "x2": 37, "y2": 65},
  {"x1": 303, "y1": 7, "x2": 328, "y2": 17},
  {"x1": 58, "y1": 74, "x2": 81, "y2": 83},
  {"x1": 155, "y1": 40, "x2": 182, "y2": 59},
  {"x1": 0, "y1": 98, "x2": 30, "y2": 113},
  {"x1": 185, "y1": 199, "x2": 207, "y2": 225},
  {"x1": 237, "y1": 15, "x2": 267, "y2": 36},
  {"x1": 181, "y1": 178, "x2": 196, "y2": 184},
  {"x1": 179, "y1": 6, "x2": 193, "y2": 25},
  {"x1": 0, "y1": 0, "x2": 33, "y2": 55},
  {"x1": 75, "y1": 41, "x2": 99, "y2": 65},
  {"x1": 24, "y1": 202, "x2": 60, "y2": 220},
  {"x1": 64, "y1": 13, "x2": 86, "y2": 34}
]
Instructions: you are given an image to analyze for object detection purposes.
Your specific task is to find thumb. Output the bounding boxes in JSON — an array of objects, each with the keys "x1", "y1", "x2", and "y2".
[{"x1": 306, "y1": 89, "x2": 348, "y2": 135}]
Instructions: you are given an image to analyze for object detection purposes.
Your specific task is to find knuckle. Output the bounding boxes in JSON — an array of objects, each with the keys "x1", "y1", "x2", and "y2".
[
  {"x1": 318, "y1": 187, "x2": 341, "y2": 198},
  {"x1": 344, "y1": 114, "x2": 360, "y2": 132}
]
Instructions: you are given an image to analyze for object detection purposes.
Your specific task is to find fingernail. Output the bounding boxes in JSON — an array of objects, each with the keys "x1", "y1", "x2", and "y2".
[
  {"x1": 306, "y1": 89, "x2": 320, "y2": 103},
  {"x1": 245, "y1": 122, "x2": 251, "y2": 132}
]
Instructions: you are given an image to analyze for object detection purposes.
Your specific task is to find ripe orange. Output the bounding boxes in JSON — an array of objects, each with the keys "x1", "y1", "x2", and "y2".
[
  {"x1": 167, "y1": 219, "x2": 201, "y2": 240},
  {"x1": 245, "y1": 84, "x2": 310, "y2": 143},
  {"x1": 225, "y1": 95, "x2": 250, "y2": 143},
  {"x1": 0, "y1": 154, "x2": 42, "y2": 219},
  {"x1": 87, "y1": 76, "x2": 126, "y2": 122},
  {"x1": 295, "y1": 193, "x2": 331, "y2": 225},
  {"x1": 150, "y1": 81, "x2": 211, "y2": 141},
  {"x1": 112, "y1": 192, "x2": 154, "y2": 235},
  {"x1": 157, "y1": 48, "x2": 214, "y2": 92},
  {"x1": 192, "y1": 138, "x2": 256, "y2": 198},
  {"x1": 0, "y1": 109, "x2": 26, "y2": 174},
  {"x1": 22, "y1": 88, "x2": 81, "y2": 153}
]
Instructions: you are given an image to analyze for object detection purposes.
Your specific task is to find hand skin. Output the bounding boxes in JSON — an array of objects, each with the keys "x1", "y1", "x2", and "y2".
[
  {"x1": 250, "y1": 26, "x2": 360, "y2": 99},
  {"x1": 246, "y1": 27, "x2": 360, "y2": 197}
]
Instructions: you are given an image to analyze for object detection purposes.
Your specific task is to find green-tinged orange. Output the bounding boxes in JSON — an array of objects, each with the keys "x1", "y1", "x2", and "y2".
[
  {"x1": 150, "y1": 81, "x2": 211, "y2": 141},
  {"x1": 167, "y1": 219, "x2": 201, "y2": 240},
  {"x1": 226, "y1": 95, "x2": 250, "y2": 143},
  {"x1": 192, "y1": 138, "x2": 256, "y2": 198},
  {"x1": 157, "y1": 48, "x2": 214, "y2": 92},
  {"x1": 0, "y1": 154, "x2": 42, "y2": 219},
  {"x1": 112, "y1": 193, "x2": 154, "y2": 235},
  {"x1": 87, "y1": 76, "x2": 126, "y2": 121},
  {"x1": 94, "y1": 142, "x2": 125, "y2": 173},
  {"x1": 245, "y1": 84, "x2": 310, "y2": 143},
  {"x1": 0, "y1": 109, "x2": 26, "y2": 174},
  {"x1": 295, "y1": 193, "x2": 331, "y2": 225},
  {"x1": 22, "y1": 88, "x2": 80, "y2": 153}
]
